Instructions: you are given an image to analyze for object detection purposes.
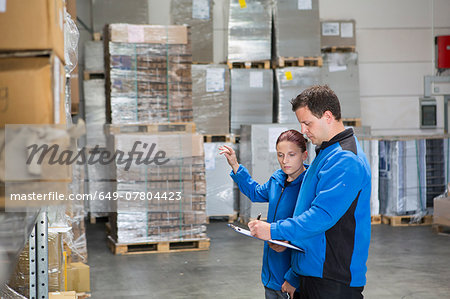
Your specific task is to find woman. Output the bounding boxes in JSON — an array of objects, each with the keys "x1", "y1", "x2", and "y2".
[{"x1": 219, "y1": 130, "x2": 308, "y2": 299}]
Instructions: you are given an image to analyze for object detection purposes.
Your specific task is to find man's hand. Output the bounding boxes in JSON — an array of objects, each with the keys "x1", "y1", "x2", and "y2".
[
  {"x1": 268, "y1": 240, "x2": 289, "y2": 252},
  {"x1": 248, "y1": 220, "x2": 271, "y2": 240},
  {"x1": 281, "y1": 281, "x2": 296, "y2": 299}
]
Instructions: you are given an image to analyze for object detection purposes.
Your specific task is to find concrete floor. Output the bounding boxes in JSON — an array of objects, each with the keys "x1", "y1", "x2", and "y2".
[{"x1": 86, "y1": 222, "x2": 450, "y2": 299}]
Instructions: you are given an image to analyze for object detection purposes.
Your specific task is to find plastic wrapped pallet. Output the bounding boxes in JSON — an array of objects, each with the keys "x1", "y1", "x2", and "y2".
[
  {"x1": 86, "y1": 147, "x2": 114, "y2": 217},
  {"x1": 84, "y1": 41, "x2": 104, "y2": 72},
  {"x1": 108, "y1": 133, "x2": 207, "y2": 243},
  {"x1": 204, "y1": 143, "x2": 235, "y2": 217},
  {"x1": 230, "y1": 69, "x2": 273, "y2": 134},
  {"x1": 192, "y1": 64, "x2": 230, "y2": 135},
  {"x1": 425, "y1": 138, "x2": 449, "y2": 207},
  {"x1": 275, "y1": 67, "x2": 321, "y2": 123},
  {"x1": 239, "y1": 124, "x2": 302, "y2": 222},
  {"x1": 84, "y1": 79, "x2": 107, "y2": 147},
  {"x1": 321, "y1": 53, "x2": 361, "y2": 119},
  {"x1": 171, "y1": 0, "x2": 214, "y2": 63},
  {"x1": 359, "y1": 138, "x2": 379, "y2": 216},
  {"x1": 228, "y1": 0, "x2": 272, "y2": 61},
  {"x1": 105, "y1": 24, "x2": 193, "y2": 124},
  {"x1": 273, "y1": 0, "x2": 320, "y2": 59},
  {"x1": 321, "y1": 20, "x2": 356, "y2": 49},
  {"x1": 379, "y1": 139, "x2": 427, "y2": 216}
]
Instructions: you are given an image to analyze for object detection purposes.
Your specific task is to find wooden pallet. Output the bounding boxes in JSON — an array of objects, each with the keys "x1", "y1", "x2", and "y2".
[
  {"x1": 192, "y1": 61, "x2": 214, "y2": 65},
  {"x1": 321, "y1": 46, "x2": 356, "y2": 53},
  {"x1": 432, "y1": 224, "x2": 450, "y2": 236},
  {"x1": 382, "y1": 215, "x2": 433, "y2": 227},
  {"x1": 203, "y1": 134, "x2": 240, "y2": 143},
  {"x1": 206, "y1": 213, "x2": 238, "y2": 224},
  {"x1": 76, "y1": 293, "x2": 91, "y2": 299},
  {"x1": 107, "y1": 235, "x2": 210, "y2": 255},
  {"x1": 276, "y1": 56, "x2": 323, "y2": 68},
  {"x1": 343, "y1": 118, "x2": 361, "y2": 127},
  {"x1": 227, "y1": 60, "x2": 271, "y2": 69},
  {"x1": 371, "y1": 215, "x2": 381, "y2": 225},
  {"x1": 106, "y1": 122, "x2": 196, "y2": 135},
  {"x1": 83, "y1": 70, "x2": 105, "y2": 80}
]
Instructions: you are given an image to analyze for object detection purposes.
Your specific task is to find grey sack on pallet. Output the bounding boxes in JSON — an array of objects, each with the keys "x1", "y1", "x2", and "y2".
[
  {"x1": 228, "y1": 0, "x2": 272, "y2": 61},
  {"x1": 172, "y1": 0, "x2": 214, "y2": 63},
  {"x1": 192, "y1": 64, "x2": 230, "y2": 135},
  {"x1": 230, "y1": 69, "x2": 273, "y2": 134},
  {"x1": 275, "y1": 67, "x2": 321, "y2": 123},
  {"x1": 321, "y1": 52, "x2": 361, "y2": 119},
  {"x1": 273, "y1": 0, "x2": 320, "y2": 58},
  {"x1": 379, "y1": 140, "x2": 427, "y2": 216}
]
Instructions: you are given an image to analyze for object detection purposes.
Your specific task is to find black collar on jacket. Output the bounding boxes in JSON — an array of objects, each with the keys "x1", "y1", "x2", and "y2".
[{"x1": 315, "y1": 128, "x2": 354, "y2": 155}]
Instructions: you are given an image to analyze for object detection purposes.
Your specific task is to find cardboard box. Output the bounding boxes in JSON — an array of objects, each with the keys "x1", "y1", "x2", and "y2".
[
  {"x1": 49, "y1": 291, "x2": 77, "y2": 299},
  {"x1": 107, "y1": 24, "x2": 188, "y2": 44},
  {"x1": 66, "y1": 0, "x2": 77, "y2": 21},
  {"x1": 0, "y1": 55, "x2": 66, "y2": 127},
  {"x1": 67, "y1": 262, "x2": 91, "y2": 292},
  {"x1": 434, "y1": 196, "x2": 450, "y2": 227},
  {"x1": 0, "y1": 0, "x2": 65, "y2": 62},
  {"x1": 321, "y1": 20, "x2": 356, "y2": 48}
]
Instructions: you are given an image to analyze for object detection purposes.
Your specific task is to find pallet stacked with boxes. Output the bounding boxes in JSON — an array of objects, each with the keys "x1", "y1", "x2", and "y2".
[
  {"x1": 378, "y1": 136, "x2": 449, "y2": 226},
  {"x1": 0, "y1": 1, "x2": 91, "y2": 298},
  {"x1": 320, "y1": 19, "x2": 361, "y2": 123},
  {"x1": 103, "y1": 24, "x2": 209, "y2": 254}
]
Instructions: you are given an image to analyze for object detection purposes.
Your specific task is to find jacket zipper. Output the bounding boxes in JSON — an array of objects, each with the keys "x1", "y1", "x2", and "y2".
[{"x1": 264, "y1": 183, "x2": 287, "y2": 288}]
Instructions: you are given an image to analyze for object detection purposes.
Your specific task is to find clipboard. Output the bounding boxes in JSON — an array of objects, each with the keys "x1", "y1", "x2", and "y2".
[{"x1": 228, "y1": 223, "x2": 305, "y2": 252}]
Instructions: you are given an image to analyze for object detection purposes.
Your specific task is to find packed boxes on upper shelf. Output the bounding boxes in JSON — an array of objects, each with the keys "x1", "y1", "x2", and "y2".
[
  {"x1": 378, "y1": 137, "x2": 449, "y2": 217},
  {"x1": 239, "y1": 124, "x2": 303, "y2": 223},
  {"x1": 0, "y1": 0, "x2": 65, "y2": 63},
  {"x1": 172, "y1": 0, "x2": 214, "y2": 63},
  {"x1": 275, "y1": 67, "x2": 321, "y2": 123},
  {"x1": 230, "y1": 69, "x2": 273, "y2": 134},
  {"x1": 0, "y1": 55, "x2": 66, "y2": 127},
  {"x1": 321, "y1": 20, "x2": 356, "y2": 50},
  {"x1": 192, "y1": 64, "x2": 230, "y2": 135},
  {"x1": 273, "y1": 0, "x2": 320, "y2": 63},
  {"x1": 104, "y1": 24, "x2": 193, "y2": 124},
  {"x1": 321, "y1": 52, "x2": 361, "y2": 119},
  {"x1": 107, "y1": 132, "x2": 208, "y2": 245},
  {"x1": 228, "y1": 0, "x2": 272, "y2": 62},
  {"x1": 204, "y1": 142, "x2": 236, "y2": 217}
]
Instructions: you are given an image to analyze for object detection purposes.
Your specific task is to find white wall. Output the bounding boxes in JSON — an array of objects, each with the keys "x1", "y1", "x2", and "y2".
[{"x1": 320, "y1": 0, "x2": 450, "y2": 136}]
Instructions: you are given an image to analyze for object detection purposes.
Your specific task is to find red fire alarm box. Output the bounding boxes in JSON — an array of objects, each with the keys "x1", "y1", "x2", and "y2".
[{"x1": 436, "y1": 35, "x2": 450, "y2": 69}]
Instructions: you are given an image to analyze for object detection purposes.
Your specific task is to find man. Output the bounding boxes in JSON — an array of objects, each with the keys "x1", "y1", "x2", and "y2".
[{"x1": 249, "y1": 85, "x2": 371, "y2": 299}]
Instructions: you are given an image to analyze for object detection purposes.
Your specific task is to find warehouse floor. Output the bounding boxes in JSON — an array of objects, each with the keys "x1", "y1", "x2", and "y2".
[{"x1": 86, "y1": 222, "x2": 450, "y2": 299}]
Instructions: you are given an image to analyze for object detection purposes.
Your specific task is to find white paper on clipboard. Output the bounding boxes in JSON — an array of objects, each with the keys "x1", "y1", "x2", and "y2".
[{"x1": 228, "y1": 224, "x2": 304, "y2": 252}]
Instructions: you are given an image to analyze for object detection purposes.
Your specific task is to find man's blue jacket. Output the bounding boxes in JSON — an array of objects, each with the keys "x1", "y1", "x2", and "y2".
[
  {"x1": 270, "y1": 129, "x2": 371, "y2": 287},
  {"x1": 230, "y1": 164, "x2": 307, "y2": 291}
]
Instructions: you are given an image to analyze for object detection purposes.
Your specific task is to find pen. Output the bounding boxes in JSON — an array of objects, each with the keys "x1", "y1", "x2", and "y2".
[{"x1": 257, "y1": 213, "x2": 262, "y2": 220}]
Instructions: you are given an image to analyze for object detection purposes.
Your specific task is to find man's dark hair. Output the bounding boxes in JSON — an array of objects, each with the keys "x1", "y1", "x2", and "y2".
[{"x1": 290, "y1": 85, "x2": 342, "y2": 121}]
